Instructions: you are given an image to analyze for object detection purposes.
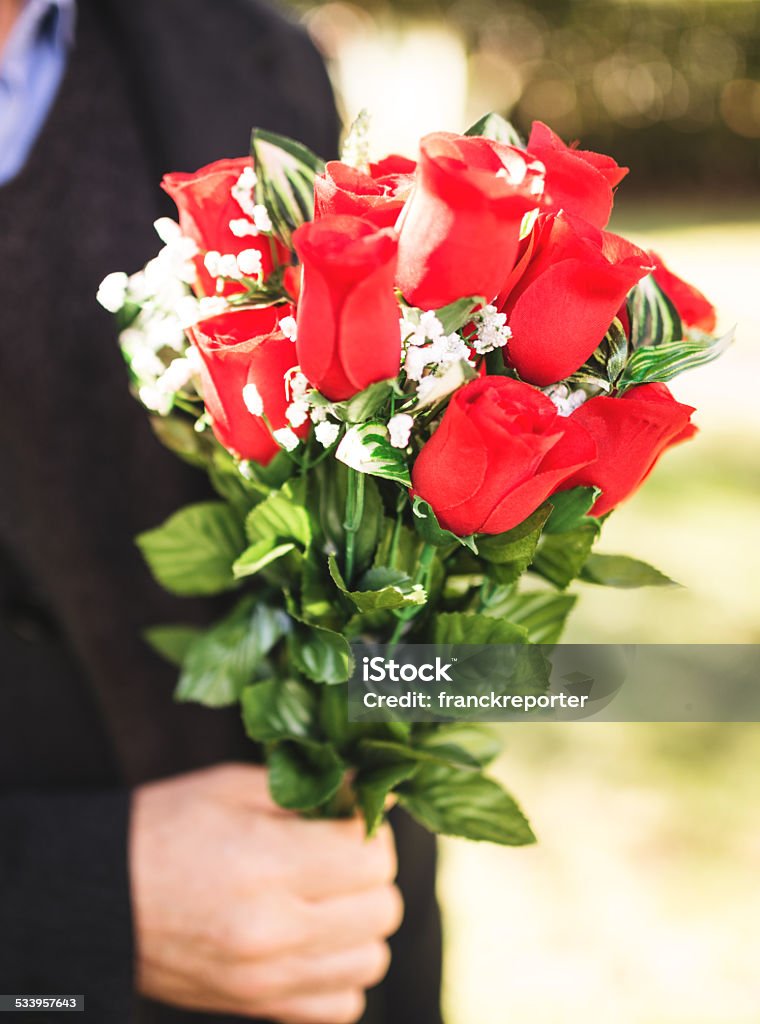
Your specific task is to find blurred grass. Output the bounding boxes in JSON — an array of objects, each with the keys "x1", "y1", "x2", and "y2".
[{"x1": 439, "y1": 205, "x2": 760, "y2": 1024}]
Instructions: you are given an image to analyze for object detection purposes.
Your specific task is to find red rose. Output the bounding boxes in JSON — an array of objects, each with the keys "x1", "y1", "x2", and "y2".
[
  {"x1": 162, "y1": 158, "x2": 282, "y2": 297},
  {"x1": 412, "y1": 376, "x2": 597, "y2": 536},
  {"x1": 293, "y1": 215, "x2": 400, "y2": 401},
  {"x1": 562, "y1": 383, "x2": 697, "y2": 516},
  {"x1": 650, "y1": 252, "x2": 717, "y2": 334},
  {"x1": 527, "y1": 121, "x2": 628, "y2": 230},
  {"x1": 395, "y1": 132, "x2": 546, "y2": 309},
  {"x1": 499, "y1": 211, "x2": 652, "y2": 386},
  {"x1": 314, "y1": 156, "x2": 415, "y2": 230},
  {"x1": 187, "y1": 306, "x2": 303, "y2": 464}
]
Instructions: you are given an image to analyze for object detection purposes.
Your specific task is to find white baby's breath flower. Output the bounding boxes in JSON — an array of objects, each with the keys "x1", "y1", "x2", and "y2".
[
  {"x1": 217, "y1": 254, "x2": 242, "y2": 279},
  {"x1": 232, "y1": 166, "x2": 258, "y2": 219},
  {"x1": 287, "y1": 370, "x2": 309, "y2": 400},
  {"x1": 388, "y1": 413, "x2": 414, "y2": 449},
  {"x1": 545, "y1": 383, "x2": 588, "y2": 417},
  {"x1": 198, "y1": 296, "x2": 228, "y2": 319},
  {"x1": 159, "y1": 357, "x2": 195, "y2": 393},
  {"x1": 315, "y1": 420, "x2": 340, "y2": 448},
  {"x1": 430, "y1": 332, "x2": 471, "y2": 365},
  {"x1": 97, "y1": 272, "x2": 129, "y2": 313},
  {"x1": 204, "y1": 251, "x2": 222, "y2": 278},
  {"x1": 229, "y1": 217, "x2": 259, "y2": 238},
  {"x1": 419, "y1": 310, "x2": 445, "y2": 340},
  {"x1": 253, "y1": 204, "x2": 273, "y2": 234},
  {"x1": 237, "y1": 248, "x2": 263, "y2": 277},
  {"x1": 153, "y1": 218, "x2": 182, "y2": 245},
  {"x1": 280, "y1": 315, "x2": 298, "y2": 342},
  {"x1": 185, "y1": 345, "x2": 202, "y2": 371},
  {"x1": 138, "y1": 384, "x2": 173, "y2": 415},
  {"x1": 242, "y1": 383, "x2": 264, "y2": 416},
  {"x1": 310, "y1": 405, "x2": 328, "y2": 424},
  {"x1": 405, "y1": 346, "x2": 434, "y2": 382},
  {"x1": 273, "y1": 426, "x2": 300, "y2": 452},
  {"x1": 473, "y1": 304, "x2": 512, "y2": 355},
  {"x1": 175, "y1": 295, "x2": 202, "y2": 329},
  {"x1": 286, "y1": 400, "x2": 310, "y2": 428}
]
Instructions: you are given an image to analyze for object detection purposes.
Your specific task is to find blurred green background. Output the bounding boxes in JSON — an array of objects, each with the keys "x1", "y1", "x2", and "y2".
[{"x1": 288, "y1": 1, "x2": 760, "y2": 1019}]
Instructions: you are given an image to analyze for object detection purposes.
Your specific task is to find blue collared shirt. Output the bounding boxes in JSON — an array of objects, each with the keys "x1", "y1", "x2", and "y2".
[{"x1": 0, "y1": 0, "x2": 76, "y2": 184}]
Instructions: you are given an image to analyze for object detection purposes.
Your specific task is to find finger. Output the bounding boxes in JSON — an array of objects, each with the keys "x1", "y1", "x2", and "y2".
[
  {"x1": 259, "y1": 989, "x2": 366, "y2": 1024},
  {"x1": 222, "y1": 941, "x2": 391, "y2": 1004},
  {"x1": 202, "y1": 763, "x2": 293, "y2": 814},
  {"x1": 300, "y1": 883, "x2": 404, "y2": 950},
  {"x1": 281, "y1": 818, "x2": 398, "y2": 899}
]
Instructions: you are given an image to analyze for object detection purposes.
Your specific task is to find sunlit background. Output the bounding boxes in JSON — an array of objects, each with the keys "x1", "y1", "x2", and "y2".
[{"x1": 287, "y1": 2, "x2": 760, "y2": 1020}]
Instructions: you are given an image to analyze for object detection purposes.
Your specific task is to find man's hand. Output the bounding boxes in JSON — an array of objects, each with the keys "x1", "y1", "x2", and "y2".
[{"x1": 129, "y1": 764, "x2": 403, "y2": 1023}]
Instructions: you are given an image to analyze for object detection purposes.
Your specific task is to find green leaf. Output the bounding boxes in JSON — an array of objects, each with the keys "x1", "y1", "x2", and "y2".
[
  {"x1": 233, "y1": 541, "x2": 297, "y2": 579},
  {"x1": 208, "y1": 450, "x2": 264, "y2": 515},
  {"x1": 412, "y1": 497, "x2": 478, "y2": 553},
  {"x1": 419, "y1": 724, "x2": 502, "y2": 769},
  {"x1": 149, "y1": 414, "x2": 212, "y2": 468},
  {"x1": 144, "y1": 625, "x2": 203, "y2": 667},
  {"x1": 241, "y1": 678, "x2": 318, "y2": 743},
  {"x1": 532, "y1": 521, "x2": 601, "y2": 589},
  {"x1": 233, "y1": 481, "x2": 311, "y2": 580},
  {"x1": 628, "y1": 273, "x2": 683, "y2": 350},
  {"x1": 335, "y1": 422, "x2": 411, "y2": 486},
  {"x1": 483, "y1": 590, "x2": 577, "y2": 644},
  {"x1": 287, "y1": 620, "x2": 353, "y2": 685},
  {"x1": 434, "y1": 296, "x2": 484, "y2": 335},
  {"x1": 268, "y1": 741, "x2": 346, "y2": 812},
  {"x1": 581, "y1": 553, "x2": 679, "y2": 588},
  {"x1": 398, "y1": 764, "x2": 536, "y2": 845},
  {"x1": 465, "y1": 112, "x2": 524, "y2": 147},
  {"x1": 313, "y1": 461, "x2": 383, "y2": 577},
  {"x1": 137, "y1": 502, "x2": 245, "y2": 597},
  {"x1": 333, "y1": 381, "x2": 394, "y2": 424},
  {"x1": 245, "y1": 480, "x2": 311, "y2": 548},
  {"x1": 544, "y1": 487, "x2": 601, "y2": 535},
  {"x1": 176, "y1": 600, "x2": 290, "y2": 707},
  {"x1": 357, "y1": 762, "x2": 419, "y2": 835},
  {"x1": 329, "y1": 556, "x2": 426, "y2": 612},
  {"x1": 433, "y1": 611, "x2": 529, "y2": 645},
  {"x1": 476, "y1": 506, "x2": 551, "y2": 584},
  {"x1": 360, "y1": 738, "x2": 487, "y2": 771},
  {"x1": 251, "y1": 128, "x2": 325, "y2": 248},
  {"x1": 617, "y1": 326, "x2": 735, "y2": 391}
]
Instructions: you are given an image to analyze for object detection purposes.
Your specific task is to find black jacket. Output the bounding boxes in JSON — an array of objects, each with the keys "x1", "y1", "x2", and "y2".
[{"x1": 0, "y1": 2, "x2": 441, "y2": 1021}]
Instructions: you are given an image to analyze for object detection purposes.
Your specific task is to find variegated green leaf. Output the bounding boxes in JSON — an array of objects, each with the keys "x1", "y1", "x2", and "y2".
[
  {"x1": 617, "y1": 326, "x2": 735, "y2": 391},
  {"x1": 251, "y1": 128, "x2": 325, "y2": 248},
  {"x1": 335, "y1": 422, "x2": 411, "y2": 486},
  {"x1": 628, "y1": 274, "x2": 683, "y2": 349}
]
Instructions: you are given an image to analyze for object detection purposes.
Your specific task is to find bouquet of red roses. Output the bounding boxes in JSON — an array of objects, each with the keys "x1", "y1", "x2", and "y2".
[{"x1": 99, "y1": 112, "x2": 729, "y2": 845}]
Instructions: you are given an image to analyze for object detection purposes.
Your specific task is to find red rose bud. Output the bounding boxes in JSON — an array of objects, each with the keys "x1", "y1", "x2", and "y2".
[
  {"x1": 314, "y1": 157, "x2": 415, "y2": 230},
  {"x1": 527, "y1": 121, "x2": 628, "y2": 230},
  {"x1": 293, "y1": 215, "x2": 400, "y2": 401},
  {"x1": 650, "y1": 252, "x2": 717, "y2": 334},
  {"x1": 396, "y1": 132, "x2": 546, "y2": 309},
  {"x1": 500, "y1": 212, "x2": 653, "y2": 386},
  {"x1": 412, "y1": 376, "x2": 597, "y2": 536},
  {"x1": 562, "y1": 383, "x2": 697, "y2": 516},
  {"x1": 162, "y1": 158, "x2": 284, "y2": 298},
  {"x1": 187, "y1": 306, "x2": 303, "y2": 464}
]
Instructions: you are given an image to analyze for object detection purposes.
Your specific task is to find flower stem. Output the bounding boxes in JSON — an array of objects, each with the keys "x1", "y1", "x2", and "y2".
[
  {"x1": 343, "y1": 469, "x2": 365, "y2": 586},
  {"x1": 388, "y1": 542, "x2": 437, "y2": 648}
]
